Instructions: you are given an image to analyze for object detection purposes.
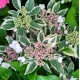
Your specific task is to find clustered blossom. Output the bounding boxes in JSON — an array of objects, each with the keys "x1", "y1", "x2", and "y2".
[
  {"x1": 3, "y1": 47, "x2": 18, "y2": 62},
  {"x1": 0, "y1": 0, "x2": 9, "y2": 8},
  {"x1": 57, "y1": 57, "x2": 63, "y2": 63},
  {"x1": 14, "y1": 6, "x2": 32, "y2": 32},
  {"x1": 66, "y1": 31, "x2": 79, "y2": 45},
  {"x1": 57, "y1": 16, "x2": 65, "y2": 23},
  {"x1": 24, "y1": 42, "x2": 54, "y2": 66},
  {"x1": 18, "y1": 56, "x2": 26, "y2": 63},
  {"x1": 38, "y1": 9, "x2": 65, "y2": 34},
  {"x1": 39, "y1": 4, "x2": 45, "y2": 10},
  {"x1": 9, "y1": 41, "x2": 22, "y2": 53},
  {"x1": 39, "y1": 9, "x2": 59, "y2": 27}
]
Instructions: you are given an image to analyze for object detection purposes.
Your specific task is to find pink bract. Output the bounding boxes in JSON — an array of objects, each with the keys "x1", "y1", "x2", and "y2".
[
  {"x1": 0, "y1": 0, "x2": 9, "y2": 8},
  {"x1": 25, "y1": 42, "x2": 53, "y2": 66}
]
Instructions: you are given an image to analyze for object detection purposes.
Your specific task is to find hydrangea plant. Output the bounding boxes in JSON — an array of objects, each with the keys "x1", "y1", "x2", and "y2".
[{"x1": 0, "y1": 0, "x2": 79, "y2": 80}]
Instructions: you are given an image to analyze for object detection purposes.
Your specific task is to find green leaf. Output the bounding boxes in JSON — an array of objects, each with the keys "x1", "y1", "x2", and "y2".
[
  {"x1": 8, "y1": 74, "x2": 21, "y2": 80},
  {"x1": 0, "y1": 29, "x2": 7, "y2": 38},
  {"x1": 35, "y1": 18, "x2": 46, "y2": 27},
  {"x1": 19, "y1": 36, "x2": 31, "y2": 46},
  {"x1": 25, "y1": 62, "x2": 38, "y2": 74},
  {"x1": 37, "y1": 31, "x2": 45, "y2": 42},
  {"x1": 12, "y1": 0, "x2": 21, "y2": 10},
  {"x1": 65, "y1": 7, "x2": 78, "y2": 27},
  {"x1": 9, "y1": 61, "x2": 26, "y2": 72},
  {"x1": 0, "y1": 6, "x2": 9, "y2": 17},
  {"x1": 47, "y1": 0, "x2": 55, "y2": 9},
  {"x1": 48, "y1": 75, "x2": 60, "y2": 80},
  {"x1": 4, "y1": 16, "x2": 14, "y2": 20},
  {"x1": 0, "y1": 37, "x2": 8, "y2": 45},
  {"x1": 8, "y1": 10, "x2": 18, "y2": 17},
  {"x1": 37, "y1": 76, "x2": 48, "y2": 80},
  {"x1": 49, "y1": 34, "x2": 57, "y2": 43},
  {"x1": 58, "y1": 8, "x2": 68, "y2": 16},
  {"x1": 27, "y1": 71, "x2": 37, "y2": 80},
  {"x1": 37, "y1": 75, "x2": 60, "y2": 80},
  {"x1": 0, "y1": 46, "x2": 6, "y2": 52},
  {"x1": 52, "y1": 1, "x2": 60, "y2": 13},
  {"x1": 18, "y1": 27, "x2": 26, "y2": 36},
  {"x1": 2, "y1": 20, "x2": 15, "y2": 30},
  {"x1": 67, "y1": 62, "x2": 74, "y2": 76},
  {"x1": 5, "y1": 36, "x2": 13, "y2": 44},
  {"x1": 61, "y1": 48, "x2": 74, "y2": 56},
  {"x1": 43, "y1": 63, "x2": 51, "y2": 73},
  {"x1": 19, "y1": 73, "x2": 29, "y2": 80},
  {"x1": 72, "y1": 0, "x2": 79, "y2": 9},
  {"x1": 48, "y1": 34, "x2": 57, "y2": 47},
  {"x1": 0, "y1": 66, "x2": 12, "y2": 79},
  {"x1": 72, "y1": 69, "x2": 79, "y2": 78},
  {"x1": 59, "y1": 40, "x2": 68, "y2": 51},
  {"x1": 49, "y1": 26, "x2": 55, "y2": 34},
  {"x1": 43, "y1": 26, "x2": 47, "y2": 35},
  {"x1": 61, "y1": 46, "x2": 78, "y2": 57},
  {"x1": 25, "y1": 0, "x2": 34, "y2": 11},
  {"x1": 30, "y1": 21, "x2": 42, "y2": 31},
  {"x1": 50, "y1": 60, "x2": 64, "y2": 73},
  {"x1": 29, "y1": 6, "x2": 40, "y2": 16}
]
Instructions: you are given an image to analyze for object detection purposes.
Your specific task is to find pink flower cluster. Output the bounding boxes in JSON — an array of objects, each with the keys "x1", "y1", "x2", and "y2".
[
  {"x1": 3, "y1": 47, "x2": 17, "y2": 62},
  {"x1": 40, "y1": 9, "x2": 59, "y2": 27},
  {"x1": 0, "y1": 0, "x2": 9, "y2": 8},
  {"x1": 25, "y1": 42, "x2": 53, "y2": 66},
  {"x1": 39, "y1": 9, "x2": 62, "y2": 34}
]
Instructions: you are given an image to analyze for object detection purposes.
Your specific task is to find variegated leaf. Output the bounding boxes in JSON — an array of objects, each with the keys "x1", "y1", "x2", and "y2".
[{"x1": 12, "y1": 0, "x2": 21, "y2": 10}]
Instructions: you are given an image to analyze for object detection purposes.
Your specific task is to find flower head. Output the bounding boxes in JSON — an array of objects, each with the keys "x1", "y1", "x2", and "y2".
[
  {"x1": 39, "y1": 4, "x2": 45, "y2": 10},
  {"x1": 14, "y1": 6, "x2": 32, "y2": 31},
  {"x1": 0, "y1": 0, "x2": 9, "y2": 8},
  {"x1": 39, "y1": 9, "x2": 65, "y2": 35},
  {"x1": 4, "y1": 47, "x2": 17, "y2": 62},
  {"x1": 19, "y1": 6, "x2": 27, "y2": 16},
  {"x1": 66, "y1": 31, "x2": 79, "y2": 45},
  {"x1": 9, "y1": 40, "x2": 22, "y2": 53},
  {"x1": 24, "y1": 42, "x2": 53, "y2": 66},
  {"x1": 57, "y1": 57, "x2": 63, "y2": 63},
  {"x1": 18, "y1": 57, "x2": 26, "y2": 63},
  {"x1": 57, "y1": 16, "x2": 65, "y2": 23}
]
